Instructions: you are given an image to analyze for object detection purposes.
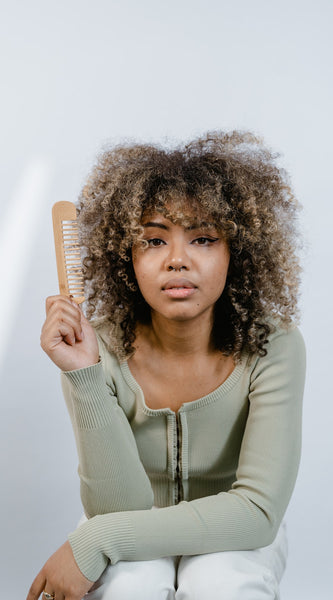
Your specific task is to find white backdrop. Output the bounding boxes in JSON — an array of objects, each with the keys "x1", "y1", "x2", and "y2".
[{"x1": 0, "y1": 1, "x2": 332, "y2": 598}]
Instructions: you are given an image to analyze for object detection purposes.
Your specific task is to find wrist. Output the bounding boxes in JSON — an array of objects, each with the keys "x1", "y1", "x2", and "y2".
[
  {"x1": 61, "y1": 361, "x2": 117, "y2": 429},
  {"x1": 62, "y1": 356, "x2": 101, "y2": 373}
]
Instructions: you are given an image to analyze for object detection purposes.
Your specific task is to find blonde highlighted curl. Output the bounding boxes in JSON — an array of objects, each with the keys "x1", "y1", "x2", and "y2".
[{"x1": 78, "y1": 130, "x2": 302, "y2": 360}]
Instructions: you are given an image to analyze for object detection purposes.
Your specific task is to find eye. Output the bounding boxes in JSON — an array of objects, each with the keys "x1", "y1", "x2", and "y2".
[
  {"x1": 147, "y1": 238, "x2": 166, "y2": 247},
  {"x1": 193, "y1": 236, "x2": 219, "y2": 245}
]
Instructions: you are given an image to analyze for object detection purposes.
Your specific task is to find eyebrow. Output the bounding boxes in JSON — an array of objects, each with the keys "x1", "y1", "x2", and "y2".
[
  {"x1": 142, "y1": 221, "x2": 217, "y2": 231},
  {"x1": 143, "y1": 221, "x2": 169, "y2": 230}
]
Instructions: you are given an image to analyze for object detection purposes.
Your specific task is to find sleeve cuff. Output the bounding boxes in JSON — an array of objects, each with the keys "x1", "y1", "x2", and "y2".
[
  {"x1": 61, "y1": 361, "x2": 118, "y2": 429},
  {"x1": 68, "y1": 512, "x2": 136, "y2": 582}
]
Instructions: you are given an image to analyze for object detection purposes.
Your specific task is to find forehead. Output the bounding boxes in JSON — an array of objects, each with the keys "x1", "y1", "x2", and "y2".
[
  {"x1": 141, "y1": 197, "x2": 218, "y2": 229},
  {"x1": 141, "y1": 215, "x2": 218, "y2": 233}
]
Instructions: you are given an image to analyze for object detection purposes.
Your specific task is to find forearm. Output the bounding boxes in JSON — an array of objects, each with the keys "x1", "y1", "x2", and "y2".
[
  {"x1": 61, "y1": 361, "x2": 154, "y2": 517},
  {"x1": 68, "y1": 489, "x2": 280, "y2": 582}
]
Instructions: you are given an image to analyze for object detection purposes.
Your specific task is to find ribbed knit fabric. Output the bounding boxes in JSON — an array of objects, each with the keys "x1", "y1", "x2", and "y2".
[{"x1": 63, "y1": 324, "x2": 306, "y2": 582}]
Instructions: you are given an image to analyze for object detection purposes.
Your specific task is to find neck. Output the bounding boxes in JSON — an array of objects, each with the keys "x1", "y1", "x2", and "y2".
[{"x1": 141, "y1": 310, "x2": 215, "y2": 357}]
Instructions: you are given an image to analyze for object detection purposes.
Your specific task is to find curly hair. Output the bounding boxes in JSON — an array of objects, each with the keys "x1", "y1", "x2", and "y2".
[{"x1": 77, "y1": 130, "x2": 302, "y2": 360}]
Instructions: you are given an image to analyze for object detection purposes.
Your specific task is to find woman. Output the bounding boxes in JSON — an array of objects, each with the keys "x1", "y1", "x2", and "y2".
[{"x1": 27, "y1": 130, "x2": 306, "y2": 600}]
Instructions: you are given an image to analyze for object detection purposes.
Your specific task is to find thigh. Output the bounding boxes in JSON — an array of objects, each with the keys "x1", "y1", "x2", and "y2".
[
  {"x1": 77, "y1": 513, "x2": 177, "y2": 600},
  {"x1": 176, "y1": 521, "x2": 288, "y2": 600},
  {"x1": 85, "y1": 556, "x2": 177, "y2": 600}
]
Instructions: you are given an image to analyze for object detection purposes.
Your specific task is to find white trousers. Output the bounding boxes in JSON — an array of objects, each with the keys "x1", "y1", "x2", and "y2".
[{"x1": 82, "y1": 519, "x2": 288, "y2": 600}]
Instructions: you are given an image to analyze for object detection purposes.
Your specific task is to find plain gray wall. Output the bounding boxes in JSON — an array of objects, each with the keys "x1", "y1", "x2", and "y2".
[{"x1": 1, "y1": 1, "x2": 332, "y2": 598}]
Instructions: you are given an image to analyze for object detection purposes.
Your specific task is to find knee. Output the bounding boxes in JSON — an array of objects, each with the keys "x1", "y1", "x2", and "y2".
[
  {"x1": 87, "y1": 557, "x2": 176, "y2": 600},
  {"x1": 176, "y1": 552, "x2": 279, "y2": 600}
]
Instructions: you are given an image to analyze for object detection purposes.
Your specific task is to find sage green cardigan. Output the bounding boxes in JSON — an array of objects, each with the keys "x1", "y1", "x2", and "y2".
[{"x1": 62, "y1": 324, "x2": 306, "y2": 582}]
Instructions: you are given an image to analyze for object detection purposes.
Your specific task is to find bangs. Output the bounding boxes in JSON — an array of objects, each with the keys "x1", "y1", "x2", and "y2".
[{"x1": 140, "y1": 193, "x2": 230, "y2": 235}]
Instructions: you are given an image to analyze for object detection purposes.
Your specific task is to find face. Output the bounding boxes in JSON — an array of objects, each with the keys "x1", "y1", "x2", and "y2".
[{"x1": 132, "y1": 212, "x2": 230, "y2": 324}]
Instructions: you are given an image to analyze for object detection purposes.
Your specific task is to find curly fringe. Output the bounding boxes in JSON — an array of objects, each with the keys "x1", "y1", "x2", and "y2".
[{"x1": 77, "y1": 130, "x2": 302, "y2": 360}]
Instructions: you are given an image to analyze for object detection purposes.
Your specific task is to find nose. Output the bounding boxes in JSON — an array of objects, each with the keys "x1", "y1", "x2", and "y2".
[
  {"x1": 165, "y1": 240, "x2": 190, "y2": 272},
  {"x1": 167, "y1": 263, "x2": 188, "y2": 272}
]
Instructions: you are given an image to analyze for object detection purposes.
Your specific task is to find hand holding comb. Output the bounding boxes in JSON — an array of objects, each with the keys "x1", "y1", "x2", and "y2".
[{"x1": 52, "y1": 201, "x2": 85, "y2": 304}]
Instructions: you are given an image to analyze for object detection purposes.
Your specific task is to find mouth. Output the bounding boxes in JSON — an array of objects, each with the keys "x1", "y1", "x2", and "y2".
[{"x1": 162, "y1": 278, "x2": 197, "y2": 299}]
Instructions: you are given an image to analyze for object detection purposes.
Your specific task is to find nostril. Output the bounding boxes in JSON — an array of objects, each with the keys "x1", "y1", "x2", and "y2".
[{"x1": 167, "y1": 265, "x2": 187, "y2": 272}]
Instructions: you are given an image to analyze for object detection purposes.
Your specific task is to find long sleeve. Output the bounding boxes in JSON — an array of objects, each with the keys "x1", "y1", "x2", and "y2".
[
  {"x1": 67, "y1": 325, "x2": 306, "y2": 582},
  {"x1": 61, "y1": 360, "x2": 154, "y2": 517}
]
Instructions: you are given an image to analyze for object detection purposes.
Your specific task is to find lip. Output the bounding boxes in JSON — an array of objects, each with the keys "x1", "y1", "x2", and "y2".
[
  {"x1": 162, "y1": 278, "x2": 197, "y2": 299},
  {"x1": 162, "y1": 278, "x2": 196, "y2": 290}
]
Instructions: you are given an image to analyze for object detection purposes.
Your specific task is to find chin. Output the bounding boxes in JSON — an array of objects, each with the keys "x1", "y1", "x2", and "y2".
[{"x1": 164, "y1": 308, "x2": 202, "y2": 322}]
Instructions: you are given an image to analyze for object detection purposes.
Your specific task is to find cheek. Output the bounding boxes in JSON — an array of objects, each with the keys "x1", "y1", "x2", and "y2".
[
  {"x1": 205, "y1": 255, "x2": 230, "y2": 295},
  {"x1": 133, "y1": 263, "x2": 149, "y2": 285},
  {"x1": 132, "y1": 254, "x2": 145, "y2": 284},
  {"x1": 132, "y1": 261, "x2": 154, "y2": 300},
  {"x1": 132, "y1": 251, "x2": 159, "y2": 287},
  {"x1": 211, "y1": 252, "x2": 230, "y2": 277}
]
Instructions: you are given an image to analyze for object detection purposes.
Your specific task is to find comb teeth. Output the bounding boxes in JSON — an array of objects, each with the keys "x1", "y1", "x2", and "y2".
[
  {"x1": 52, "y1": 201, "x2": 85, "y2": 303},
  {"x1": 62, "y1": 219, "x2": 85, "y2": 299}
]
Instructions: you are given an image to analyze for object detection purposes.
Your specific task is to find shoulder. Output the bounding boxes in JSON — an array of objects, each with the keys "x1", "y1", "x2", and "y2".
[
  {"x1": 90, "y1": 319, "x2": 136, "y2": 412},
  {"x1": 89, "y1": 318, "x2": 124, "y2": 385},
  {"x1": 267, "y1": 321, "x2": 305, "y2": 352},
  {"x1": 249, "y1": 322, "x2": 306, "y2": 389},
  {"x1": 90, "y1": 318, "x2": 119, "y2": 356},
  {"x1": 266, "y1": 322, "x2": 306, "y2": 361}
]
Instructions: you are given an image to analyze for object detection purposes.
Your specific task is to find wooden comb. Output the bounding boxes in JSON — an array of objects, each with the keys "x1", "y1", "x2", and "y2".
[{"x1": 52, "y1": 201, "x2": 85, "y2": 303}]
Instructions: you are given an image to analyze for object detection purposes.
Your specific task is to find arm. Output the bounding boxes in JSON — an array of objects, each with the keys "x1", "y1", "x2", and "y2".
[
  {"x1": 40, "y1": 295, "x2": 154, "y2": 516},
  {"x1": 67, "y1": 325, "x2": 306, "y2": 581},
  {"x1": 27, "y1": 297, "x2": 154, "y2": 600},
  {"x1": 61, "y1": 358, "x2": 154, "y2": 516},
  {"x1": 27, "y1": 360, "x2": 154, "y2": 597}
]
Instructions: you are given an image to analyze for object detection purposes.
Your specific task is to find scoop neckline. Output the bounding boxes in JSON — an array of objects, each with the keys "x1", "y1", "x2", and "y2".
[{"x1": 119, "y1": 353, "x2": 248, "y2": 416}]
